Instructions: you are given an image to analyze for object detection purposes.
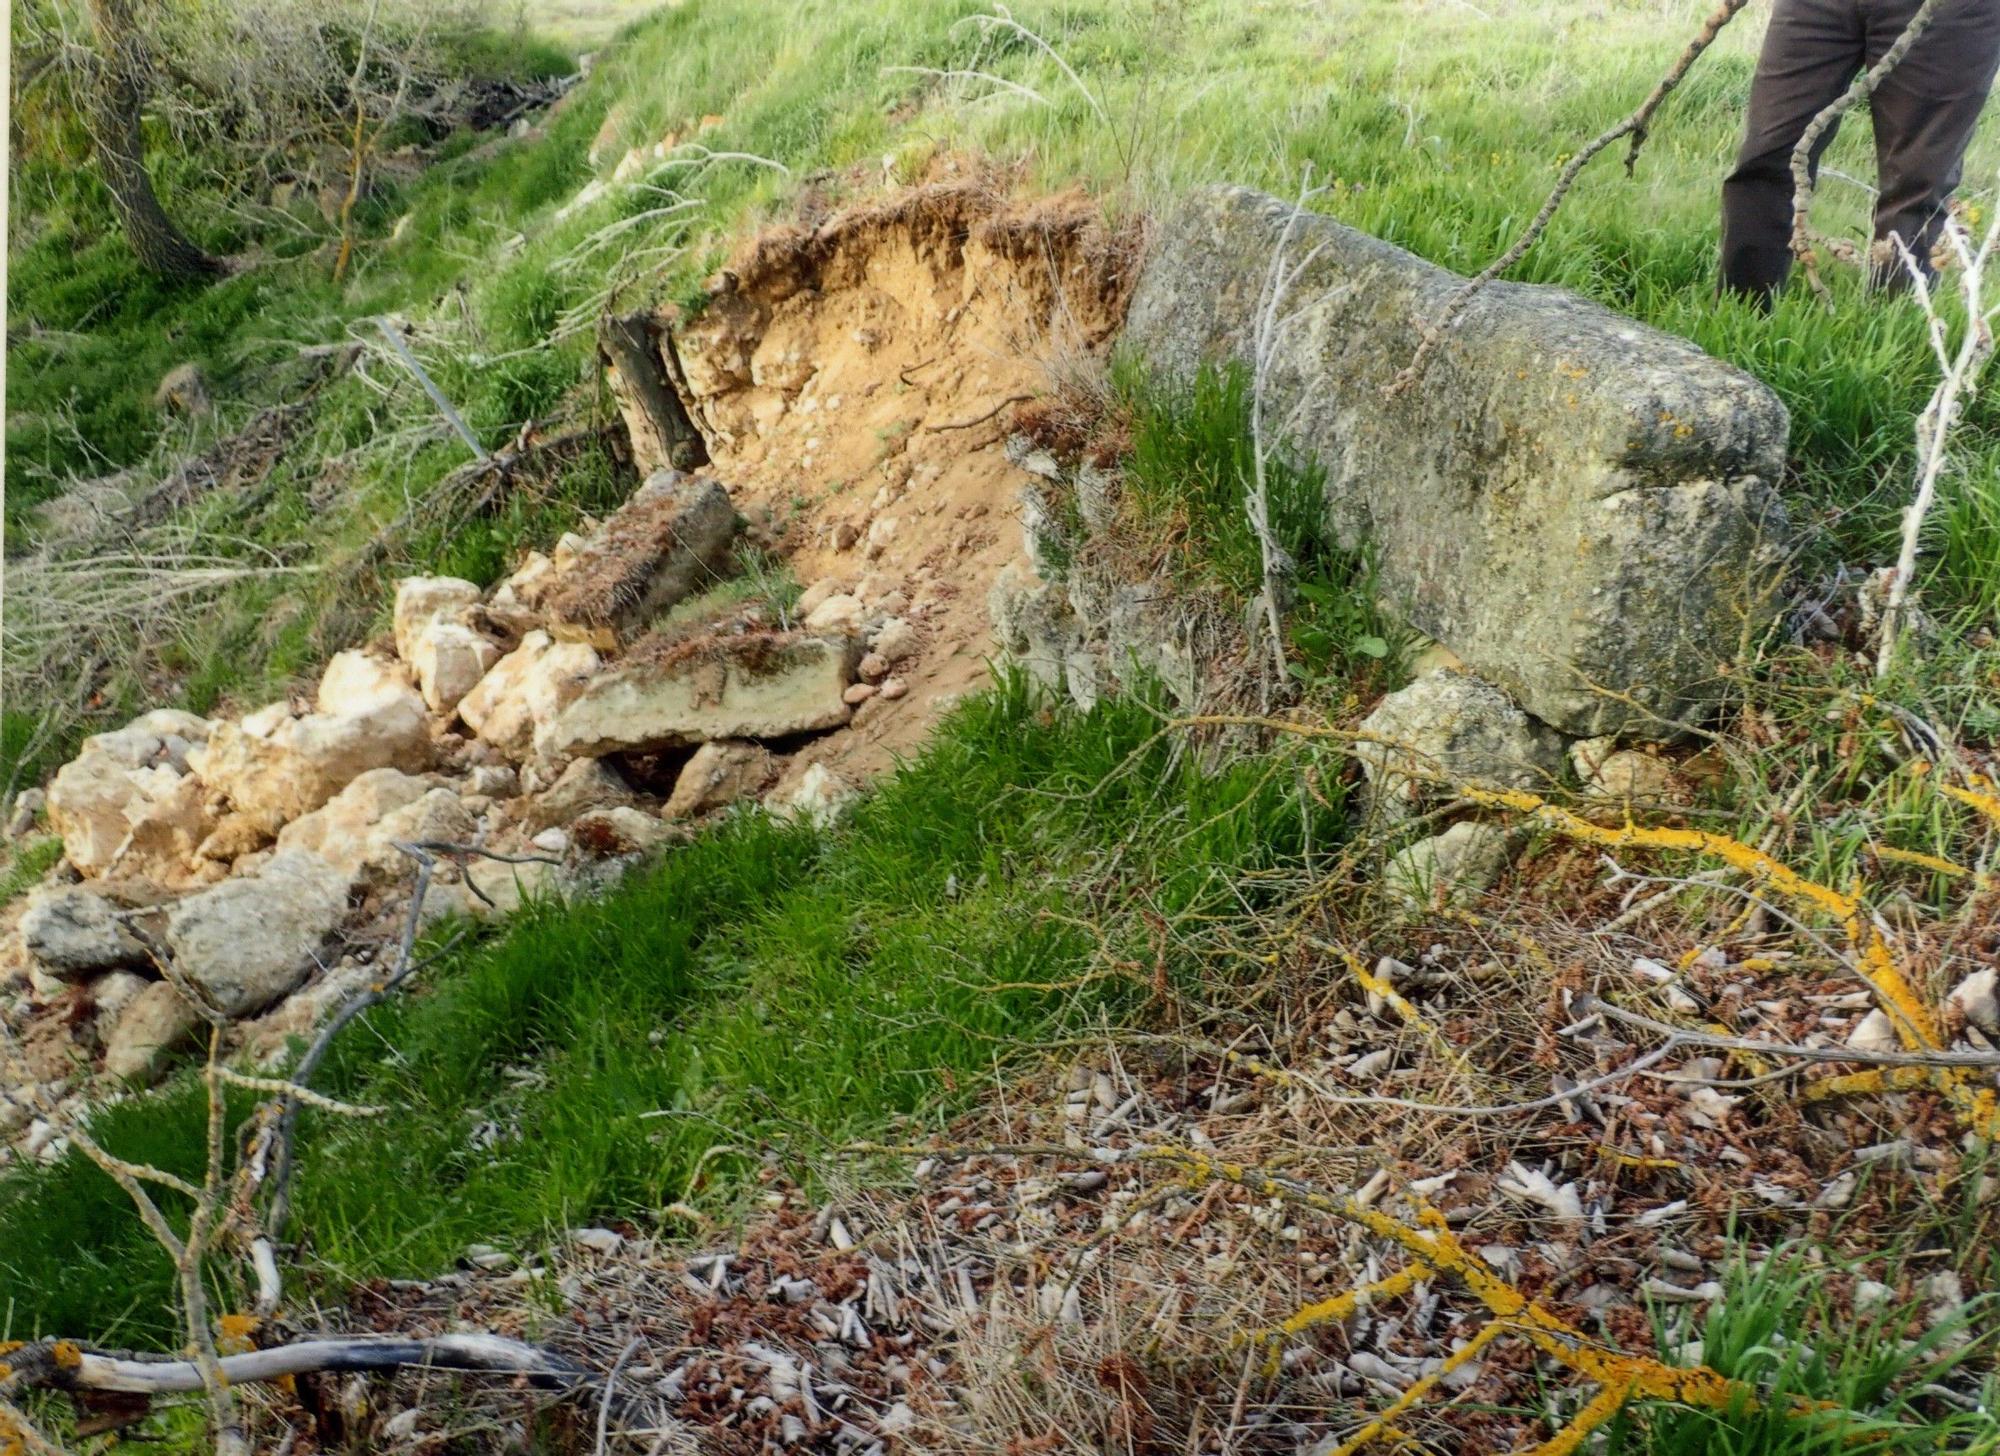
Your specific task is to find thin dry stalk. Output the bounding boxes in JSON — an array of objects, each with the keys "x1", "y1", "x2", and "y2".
[{"x1": 1875, "y1": 203, "x2": 2000, "y2": 674}]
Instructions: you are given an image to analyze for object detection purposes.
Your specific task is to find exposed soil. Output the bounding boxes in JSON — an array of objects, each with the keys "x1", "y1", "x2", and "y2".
[{"x1": 668, "y1": 170, "x2": 1140, "y2": 789}]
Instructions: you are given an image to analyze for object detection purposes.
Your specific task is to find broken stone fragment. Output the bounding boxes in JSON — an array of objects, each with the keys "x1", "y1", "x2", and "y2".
[
  {"x1": 804, "y1": 593, "x2": 866, "y2": 635},
  {"x1": 19, "y1": 885, "x2": 149, "y2": 979},
  {"x1": 103, "y1": 979, "x2": 202, "y2": 1084},
  {"x1": 1384, "y1": 821, "x2": 1512, "y2": 910},
  {"x1": 1846, "y1": 1008, "x2": 1901, "y2": 1054},
  {"x1": 317, "y1": 648, "x2": 416, "y2": 717},
  {"x1": 276, "y1": 768, "x2": 474, "y2": 885},
  {"x1": 662, "y1": 740, "x2": 774, "y2": 820},
  {"x1": 458, "y1": 630, "x2": 601, "y2": 759},
  {"x1": 1947, "y1": 969, "x2": 1999, "y2": 1036},
  {"x1": 543, "y1": 471, "x2": 740, "y2": 647},
  {"x1": 1356, "y1": 670, "x2": 1563, "y2": 816},
  {"x1": 393, "y1": 576, "x2": 483, "y2": 664},
  {"x1": 763, "y1": 760, "x2": 855, "y2": 828},
  {"x1": 524, "y1": 757, "x2": 635, "y2": 833},
  {"x1": 412, "y1": 620, "x2": 502, "y2": 714},
  {"x1": 163, "y1": 848, "x2": 352, "y2": 1016},
  {"x1": 47, "y1": 712, "x2": 219, "y2": 884},
  {"x1": 546, "y1": 632, "x2": 859, "y2": 757},
  {"x1": 192, "y1": 684, "x2": 432, "y2": 829},
  {"x1": 870, "y1": 616, "x2": 920, "y2": 665},
  {"x1": 492, "y1": 551, "x2": 556, "y2": 611},
  {"x1": 569, "y1": 805, "x2": 670, "y2": 855}
]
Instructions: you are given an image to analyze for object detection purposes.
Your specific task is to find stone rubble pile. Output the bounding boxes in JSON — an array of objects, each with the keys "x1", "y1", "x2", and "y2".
[{"x1": 1, "y1": 467, "x2": 936, "y2": 1149}]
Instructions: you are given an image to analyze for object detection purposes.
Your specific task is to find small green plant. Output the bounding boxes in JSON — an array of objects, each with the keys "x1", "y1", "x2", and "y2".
[
  {"x1": 1613, "y1": 1245, "x2": 1999, "y2": 1456},
  {"x1": 0, "y1": 837, "x2": 63, "y2": 907},
  {"x1": 1115, "y1": 356, "x2": 1408, "y2": 686}
]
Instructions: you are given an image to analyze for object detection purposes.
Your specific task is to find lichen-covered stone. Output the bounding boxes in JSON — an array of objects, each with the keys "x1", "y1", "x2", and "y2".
[
  {"x1": 19, "y1": 885, "x2": 149, "y2": 978},
  {"x1": 1125, "y1": 187, "x2": 1791, "y2": 736},
  {"x1": 1384, "y1": 821, "x2": 1513, "y2": 910},
  {"x1": 1357, "y1": 669, "x2": 1563, "y2": 814},
  {"x1": 163, "y1": 848, "x2": 351, "y2": 1016}
]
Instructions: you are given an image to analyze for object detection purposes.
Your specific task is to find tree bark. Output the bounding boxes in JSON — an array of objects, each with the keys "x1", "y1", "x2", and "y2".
[
  {"x1": 84, "y1": 0, "x2": 224, "y2": 283},
  {"x1": 599, "y1": 311, "x2": 709, "y2": 474}
]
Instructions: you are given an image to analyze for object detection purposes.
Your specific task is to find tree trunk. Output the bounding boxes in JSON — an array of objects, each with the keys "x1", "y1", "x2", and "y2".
[{"x1": 84, "y1": 0, "x2": 223, "y2": 284}]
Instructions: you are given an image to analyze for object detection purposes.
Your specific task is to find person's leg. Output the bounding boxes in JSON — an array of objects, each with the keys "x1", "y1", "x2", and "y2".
[
  {"x1": 1721, "y1": 0, "x2": 1867, "y2": 301},
  {"x1": 1865, "y1": 0, "x2": 2000, "y2": 290}
]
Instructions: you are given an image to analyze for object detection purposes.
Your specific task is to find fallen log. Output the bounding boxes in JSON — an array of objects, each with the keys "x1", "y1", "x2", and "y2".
[{"x1": 1, "y1": 1333, "x2": 590, "y2": 1399}]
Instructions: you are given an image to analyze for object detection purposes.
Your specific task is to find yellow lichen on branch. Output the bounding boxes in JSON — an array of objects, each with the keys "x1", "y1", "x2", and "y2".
[
  {"x1": 1456, "y1": 784, "x2": 1998, "y2": 1137},
  {"x1": 1134, "y1": 1146, "x2": 1755, "y2": 1421}
]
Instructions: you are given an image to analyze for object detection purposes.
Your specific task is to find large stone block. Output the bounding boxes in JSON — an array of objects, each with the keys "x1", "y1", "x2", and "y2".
[{"x1": 1124, "y1": 187, "x2": 1790, "y2": 735}]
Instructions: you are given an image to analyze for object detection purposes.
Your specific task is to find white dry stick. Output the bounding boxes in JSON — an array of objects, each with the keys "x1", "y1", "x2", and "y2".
[
  {"x1": 1876, "y1": 199, "x2": 2000, "y2": 675},
  {"x1": 1247, "y1": 171, "x2": 1332, "y2": 687}
]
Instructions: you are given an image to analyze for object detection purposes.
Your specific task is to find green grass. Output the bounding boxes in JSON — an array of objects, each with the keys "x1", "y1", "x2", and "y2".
[{"x1": 0, "y1": 677, "x2": 1342, "y2": 1346}]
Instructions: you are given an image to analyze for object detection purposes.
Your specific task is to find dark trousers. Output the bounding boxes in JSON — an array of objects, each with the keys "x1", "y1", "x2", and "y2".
[{"x1": 1720, "y1": 0, "x2": 2000, "y2": 299}]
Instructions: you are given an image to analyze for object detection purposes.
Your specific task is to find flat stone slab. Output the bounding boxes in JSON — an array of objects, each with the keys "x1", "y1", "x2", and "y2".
[
  {"x1": 1125, "y1": 186, "x2": 1791, "y2": 736},
  {"x1": 546, "y1": 631, "x2": 859, "y2": 757}
]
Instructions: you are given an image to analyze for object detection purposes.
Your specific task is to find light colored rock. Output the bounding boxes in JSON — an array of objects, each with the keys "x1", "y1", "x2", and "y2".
[
  {"x1": 1126, "y1": 186, "x2": 1791, "y2": 736},
  {"x1": 163, "y1": 849, "x2": 351, "y2": 1016},
  {"x1": 844, "y1": 682, "x2": 878, "y2": 706},
  {"x1": 6, "y1": 787, "x2": 46, "y2": 839},
  {"x1": 804, "y1": 593, "x2": 866, "y2": 635},
  {"x1": 1580, "y1": 748, "x2": 1681, "y2": 804},
  {"x1": 525, "y1": 757, "x2": 634, "y2": 833},
  {"x1": 1384, "y1": 822, "x2": 1512, "y2": 910},
  {"x1": 877, "y1": 677, "x2": 908, "y2": 702},
  {"x1": 871, "y1": 617, "x2": 920, "y2": 664},
  {"x1": 47, "y1": 745, "x2": 215, "y2": 883},
  {"x1": 857, "y1": 651, "x2": 890, "y2": 683},
  {"x1": 570, "y1": 806, "x2": 669, "y2": 855},
  {"x1": 393, "y1": 576, "x2": 482, "y2": 663},
  {"x1": 466, "y1": 764, "x2": 520, "y2": 798},
  {"x1": 764, "y1": 761, "x2": 854, "y2": 828},
  {"x1": 19, "y1": 885, "x2": 147, "y2": 978},
  {"x1": 77, "y1": 709, "x2": 213, "y2": 773},
  {"x1": 103, "y1": 981, "x2": 202, "y2": 1083},
  {"x1": 317, "y1": 649, "x2": 415, "y2": 716},
  {"x1": 413, "y1": 621, "x2": 502, "y2": 714},
  {"x1": 196, "y1": 811, "x2": 278, "y2": 865},
  {"x1": 1947, "y1": 969, "x2": 1999, "y2": 1036},
  {"x1": 458, "y1": 631, "x2": 601, "y2": 759},
  {"x1": 1357, "y1": 670, "x2": 1563, "y2": 814},
  {"x1": 493, "y1": 551, "x2": 556, "y2": 610},
  {"x1": 796, "y1": 578, "x2": 848, "y2": 618},
  {"x1": 662, "y1": 740, "x2": 774, "y2": 820},
  {"x1": 193, "y1": 688, "x2": 432, "y2": 826},
  {"x1": 237, "y1": 959, "x2": 373, "y2": 1069},
  {"x1": 277, "y1": 769, "x2": 474, "y2": 885},
  {"x1": 90, "y1": 969, "x2": 151, "y2": 1025},
  {"x1": 1847, "y1": 1008, "x2": 1900, "y2": 1055},
  {"x1": 547, "y1": 634, "x2": 859, "y2": 757}
]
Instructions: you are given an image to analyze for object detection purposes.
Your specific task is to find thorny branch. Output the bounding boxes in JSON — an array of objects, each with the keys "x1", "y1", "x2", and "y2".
[
  {"x1": 1391, "y1": 0, "x2": 1750, "y2": 392},
  {"x1": 1787, "y1": 0, "x2": 1946, "y2": 301}
]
